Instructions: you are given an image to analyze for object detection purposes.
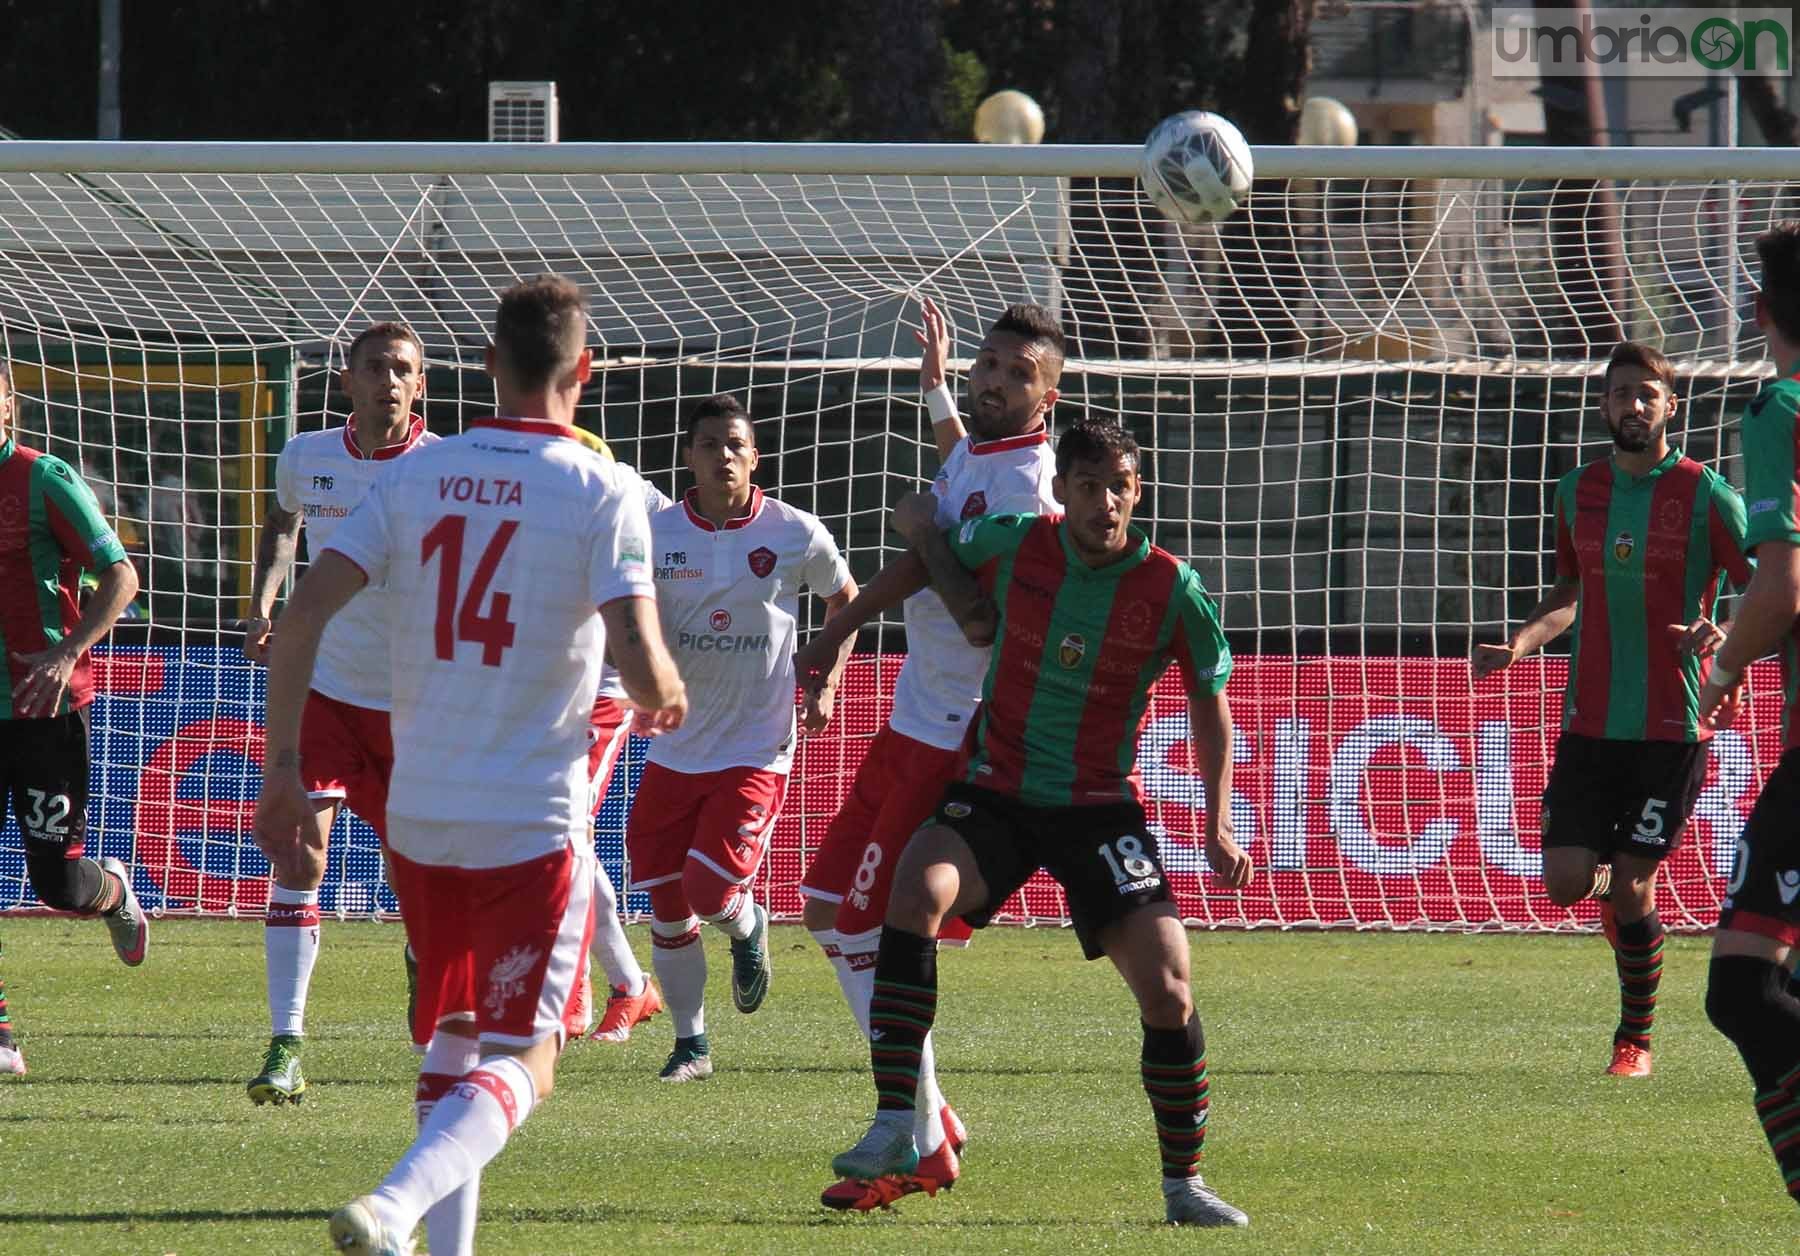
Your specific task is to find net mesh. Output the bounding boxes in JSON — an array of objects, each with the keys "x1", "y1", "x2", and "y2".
[{"x1": 0, "y1": 157, "x2": 1783, "y2": 930}]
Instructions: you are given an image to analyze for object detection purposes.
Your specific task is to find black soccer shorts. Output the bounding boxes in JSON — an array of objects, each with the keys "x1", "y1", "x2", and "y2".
[
  {"x1": 1719, "y1": 747, "x2": 1800, "y2": 945},
  {"x1": 0, "y1": 708, "x2": 93, "y2": 862},
  {"x1": 1540, "y1": 732, "x2": 1708, "y2": 862},
  {"x1": 931, "y1": 781, "x2": 1174, "y2": 960}
]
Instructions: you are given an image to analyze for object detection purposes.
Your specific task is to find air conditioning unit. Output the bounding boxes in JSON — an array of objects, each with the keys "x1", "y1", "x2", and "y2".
[{"x1": 488, "y1": 81, "x2": 559, "y2": 143}]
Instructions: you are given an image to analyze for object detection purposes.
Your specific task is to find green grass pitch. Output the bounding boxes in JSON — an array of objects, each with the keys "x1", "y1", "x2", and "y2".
[{"x1": 0, "y1": 917, "x2": 1791, "y2": 1254}]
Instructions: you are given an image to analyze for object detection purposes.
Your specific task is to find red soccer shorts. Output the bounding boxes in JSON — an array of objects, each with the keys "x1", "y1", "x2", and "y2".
[
  {"x1": 299, "y1": 690, "x2": 392, "y2": 842},
  {"x1": 625, "y1": 762, "x2": 785, "y2": 897},
  {"x1": 797, "y1": 725, "x2": 972, "y2": 944},
  {"x1": 586, "y1": 694, "x2": 632, "y2": 806},
  {"x1": 388, "y1": 841, "x2": 595, "y2": 1049}
]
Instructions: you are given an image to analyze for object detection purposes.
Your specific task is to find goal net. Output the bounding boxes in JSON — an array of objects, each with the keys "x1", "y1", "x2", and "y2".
[{"x1": 0, "y1": 141, "x2": 1784, "y2": 931}]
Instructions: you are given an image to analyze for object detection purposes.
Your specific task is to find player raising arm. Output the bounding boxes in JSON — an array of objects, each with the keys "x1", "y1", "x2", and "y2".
[
  {"x1": 0, "y1": 360, "x2": 147, "y2": 1076},
  {"x1": 826, "y1": 419, "x2": 1254, "y2": 1228},
  {"x1": 627, "y1": 393, "x2": 857, "y2": 1082},
  {"x1": 1474, "y1": 340, "x2": 1750, "y2": 1079},
  {"x1": 795, "y1": 298, "x2": 1059, "y2": 1210},
  {"x1": 1696, "y1": 221, "x2": 1800, "y2": 1211},
  {"x1": 240, "y1": 321, "x2": 435, "y2": 1105},
  {"x1": 255, "y1": 275, "x2": 685, "y2": 1256}
]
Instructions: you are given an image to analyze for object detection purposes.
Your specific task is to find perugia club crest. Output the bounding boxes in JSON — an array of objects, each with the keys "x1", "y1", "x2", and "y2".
[
  {"x1": 1058, "y1": 632, "x2": 1087, "y2": 668},
  {"x1": 709, "y1": 608, "x2": 732, "y2": 631},
  {"x1": 960, "y1": 491, "x2": 988, "y2": 520},
  {"x1": 1612, "y1": 530, "x2": 1634, "y2": 563},
  {"x1": 747, "y1": 546, "x2": 776, "y2": 578}
]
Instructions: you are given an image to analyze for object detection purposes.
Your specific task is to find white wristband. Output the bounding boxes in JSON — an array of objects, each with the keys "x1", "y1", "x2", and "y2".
[
  {"x1": 924, "y1": 383, "x2": 957, "y2": 425},
  {"x1": 1709, "y1": 665, "x2": 1741, "y2": 688}
]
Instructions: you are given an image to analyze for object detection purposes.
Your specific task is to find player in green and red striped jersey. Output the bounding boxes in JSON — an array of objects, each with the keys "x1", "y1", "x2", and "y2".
[
  {"x1": 1697, "y1": 220, "x2": 1800, "y2": 1211},
  {"x1": 1475, "y1": 340, "x2": 1751, "y2": 1080},
  {"x1": 0, "y1": 360, "x2": 150, "y2": 1077},
  {"x1": 823, "y1": 418, "x2": 1255, "y2": 1228}
]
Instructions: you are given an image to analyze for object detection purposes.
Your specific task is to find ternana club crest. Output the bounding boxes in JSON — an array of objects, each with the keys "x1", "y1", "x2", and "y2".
[
  {"x1": 960, "y1": 491, "x2": 988, "y2": 520},
  {"x1": 484, "y1": 945, "x2": 541, "y2": 1017},
  {"x1": 1058, "y1": 632, "x2": 1087, "y2": 668},
  {"x1": 1612, "y1": 530, "x2": 1634, "y2": 563},
  {"x1": 747, "y1": 546, "x2": 776, "y2": 578}
]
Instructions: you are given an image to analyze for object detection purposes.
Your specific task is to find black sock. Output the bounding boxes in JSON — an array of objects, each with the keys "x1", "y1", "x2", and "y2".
[
  {"x1": 1142, "y1": 1014, "x2": 1207, "y2": 1180},
  {"x1": 870, "y1": 926, "x2": 937, "y2": 1114},
  {"x1": 1611, "y1": 910, "x2": 1664, "y2": 1048}
]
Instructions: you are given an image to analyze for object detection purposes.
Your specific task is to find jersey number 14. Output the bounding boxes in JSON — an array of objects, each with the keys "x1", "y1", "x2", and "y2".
[{"x1": 421, "y1": 514, "x2": 518, "y2": 667}]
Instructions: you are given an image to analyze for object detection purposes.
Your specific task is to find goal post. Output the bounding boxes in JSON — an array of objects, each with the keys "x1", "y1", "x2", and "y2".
[{"x1": 0, "y1": 140, "x2": 1784, "y2": 931}]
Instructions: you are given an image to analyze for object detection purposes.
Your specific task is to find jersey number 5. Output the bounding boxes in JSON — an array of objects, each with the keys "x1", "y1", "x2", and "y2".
[{"x1": 421, "y1": 514, "x2": 519, "y2": 666}]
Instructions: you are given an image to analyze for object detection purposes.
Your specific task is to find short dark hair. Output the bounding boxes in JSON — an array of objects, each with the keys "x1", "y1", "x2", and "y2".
[
  {"x1": 493, "y1": 275, "x2": 588, "y2": 391},
  {"x1": 1055, "y1": 418, "x2": 1139, "y2": 477},
  {"x1": 1757, "y1": 222, "x2": 1800, "y2": 343},
  {"x1": 347, "y1": 321, "x2": 425, "y2": 371},
  {"x1": 1603, "y1": 341, "x2": 1675, "y2": 395},
  {"x1": 988, "y1": 303, "x2": 1066, "y2": 385},
  {"x1": 684, "y1": 392, "x2": 755, "y2": 444}
]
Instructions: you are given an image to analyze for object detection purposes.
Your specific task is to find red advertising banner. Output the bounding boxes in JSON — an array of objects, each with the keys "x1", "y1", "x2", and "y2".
[
  {"x1": 774, "y1": 655, "x2": 1779, "y2": 932},
  {"x1": 4, "y1": 649, "x2": 1772, "y2": 933}
]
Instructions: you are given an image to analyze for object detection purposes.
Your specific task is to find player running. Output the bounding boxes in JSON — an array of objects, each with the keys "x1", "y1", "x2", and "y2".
[
  {"x1": 1474, "y1": 339, "x2": 1751, "y2": 1078},
  {"x1": 240, "y1": 321, "x2": 436, "y2": 1105},
  {"x1": 0, "y1": 360, "x2": 148, "y2": 1077},
  {"x1": 255, "y1": 275, "x2": 686, "y2": 1256},
  {"x1": 1697, "y1": 220, "x2": 1800, "y2": 1210},
  {"x1": 794, "y1": 298, "x2": 1059, "y2": 1209},
  {"x1": 825, "y1": 418, "x2": 1255, "y2": 1227},
  {"x1": 628, "y1": 392, "x2": 857, "y2": 1082}
]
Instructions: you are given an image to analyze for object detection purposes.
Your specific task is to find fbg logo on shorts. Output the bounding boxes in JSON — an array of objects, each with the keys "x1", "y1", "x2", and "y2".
[{"x1": 1493, "y1": 9, "x2": 1792, "y2": 77}]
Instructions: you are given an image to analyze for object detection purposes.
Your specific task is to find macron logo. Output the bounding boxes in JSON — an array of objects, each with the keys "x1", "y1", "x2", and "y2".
[{"x1": 1778, "y1": 870, "x2": 1800, "y2": 906}]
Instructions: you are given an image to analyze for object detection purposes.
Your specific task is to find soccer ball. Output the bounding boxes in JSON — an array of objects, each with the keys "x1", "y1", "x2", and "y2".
[{"x1": 1138, "y1": 111, "x2": 1254, "y2": 225}]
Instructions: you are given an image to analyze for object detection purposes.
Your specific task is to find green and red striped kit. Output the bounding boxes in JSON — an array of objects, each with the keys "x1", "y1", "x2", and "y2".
[
  {"x1": 1739, "y1": 368, "x2": 1800, "y2": 749},
  {"x1": 0, "y1": 437, "x2": 129, "y2": 718},
  {"x1": 946, "y1": 512, "x2": 1231, "y2": 807},
  {"x1": 1554, "y1": 447, "x2": 1750, "y2": 743}
]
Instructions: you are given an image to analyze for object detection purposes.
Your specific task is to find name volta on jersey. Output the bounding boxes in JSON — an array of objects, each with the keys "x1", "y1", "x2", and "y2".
[
  {"x1": 646, "y1": 486, "x2": 850, "y2": 776},
  {"x1": 889, "y1": 425, "x2": 1059, "y2": 752},
  {"x1": 321, "y1": 417, "x2": 653, "y2": 868},
  {"x1": 1740, "y1": 366, "x2": 1800, "y2": 749},
  {"x1": 275, "y1": 417, "x2": 437, "y2": 711},
  {"x1": 1554, "y1": 448, "x2": 1750, "y2": 743},
  {"x1": 946, "y1": 512, "x2": 1231, "y2": 808}
]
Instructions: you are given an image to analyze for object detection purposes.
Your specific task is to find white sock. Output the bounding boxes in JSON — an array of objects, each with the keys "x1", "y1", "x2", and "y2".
[
  {"x1": 415, "y1": 1035, "x2": 482, "y2": 1256},
  {"x1": 373, "y1": 1053, "x2": 537, "y2": 1239},
  {"x1": 264, "y1": 886, "x2": 320, "y2": 1039},
  {"x1": 591, "y1": 863, "x2": 645, "y2": 996},
  {"x1": 709, "y1": 889, "x2": 757, "y2": 942},
  {"x1": 914, "y1": 1031, "x2": 946, "y2": 1155},
  {"x1": 650, "y1": 917, "x2": 707, "y2": 1039},
  {"x1": 837, "y1": 945, "x2": 876, "y2": 1040}
]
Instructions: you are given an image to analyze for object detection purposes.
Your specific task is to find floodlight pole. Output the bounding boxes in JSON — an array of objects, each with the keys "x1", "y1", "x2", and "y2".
[{"x1": 98, "y1": 0, "x2": 121, "y2": 141}]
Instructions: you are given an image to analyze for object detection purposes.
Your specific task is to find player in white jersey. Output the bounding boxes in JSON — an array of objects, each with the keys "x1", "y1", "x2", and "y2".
[
  {"x1": 567, "y1": 423, "x2": 670, "y2": 1043},
  {"x1": 628, "y1": 392, "x2": 858, "y2": 1083},
  {"x1": 240, "y1": 321, "x2": 436, "y2": 1106},
  {"x1": 795, "y1": 299, "x2": 1063, "y2": 1210},
  {"x1": 255, "y1": 276, "x2": 686, "y2": 1256}
]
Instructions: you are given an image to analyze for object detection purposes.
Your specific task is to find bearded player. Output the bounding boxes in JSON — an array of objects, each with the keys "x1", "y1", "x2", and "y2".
[{"x1": 794, "y1": 297, "x2": 1060, "y2": 1209}]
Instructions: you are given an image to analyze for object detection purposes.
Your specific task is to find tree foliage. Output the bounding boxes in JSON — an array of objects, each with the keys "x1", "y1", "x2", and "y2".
[{"x1": 0, "y1": 0, "x2": 1277, "y2": 144}]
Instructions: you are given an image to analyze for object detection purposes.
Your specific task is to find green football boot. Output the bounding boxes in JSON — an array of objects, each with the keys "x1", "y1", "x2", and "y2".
[{"x1": 247, "y1": 1034, "x2": 306, "y2": 1105}]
